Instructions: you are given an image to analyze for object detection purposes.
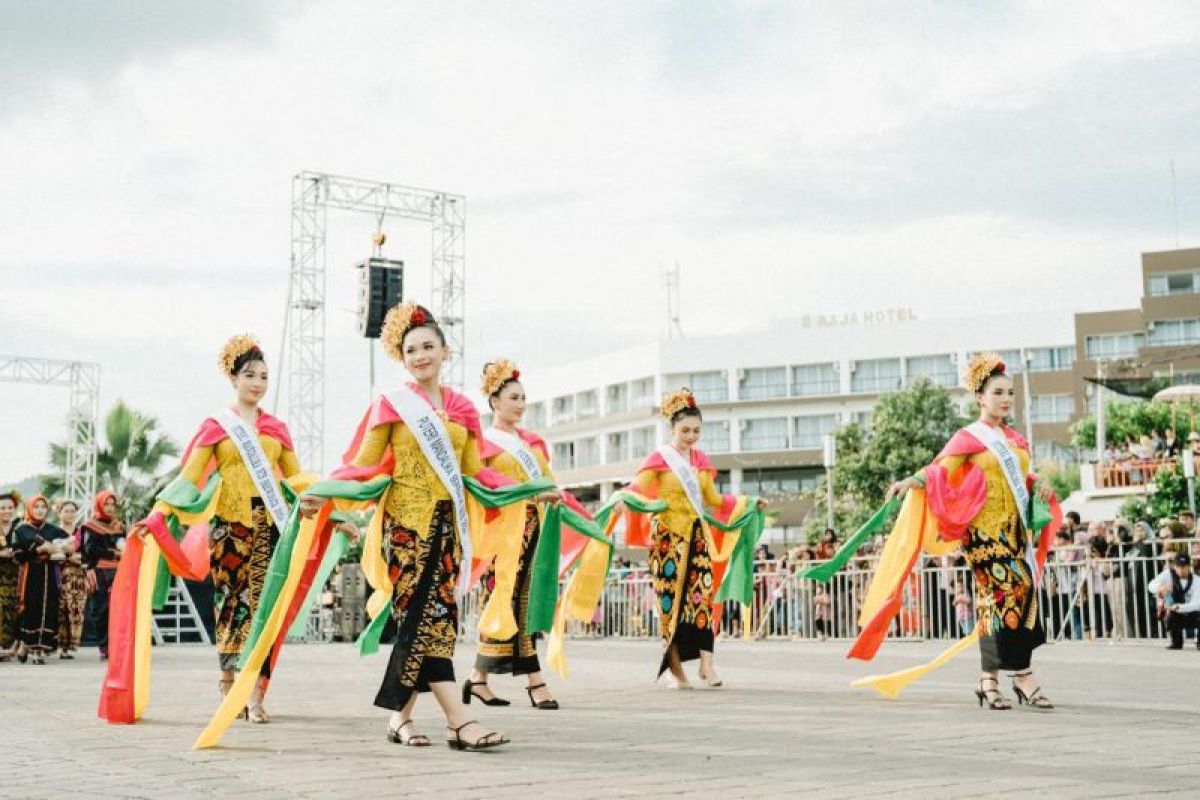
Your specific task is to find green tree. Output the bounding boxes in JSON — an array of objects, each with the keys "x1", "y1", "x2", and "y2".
[
  {"x1": 804, "y1": 378, "x2": 968, "y2": 538},
  {"x1": 1120, "y1": 462, "x2": 1194, "y2": 524},
  {"x1": 40, "y1": 400, "x2": 181, "y2": 521},
  {"x1": 1070, "y1": 400, "x2": 1198, "y2": 450}
]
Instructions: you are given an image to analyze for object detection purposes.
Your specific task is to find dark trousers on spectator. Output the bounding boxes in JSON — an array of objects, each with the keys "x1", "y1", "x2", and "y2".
[
  {"x1": 1165, "y1": 610, "x2": 1200, "y2": 648},
  {"x1": 89, "y1": 567, "x2": 117, "y2": 655}
]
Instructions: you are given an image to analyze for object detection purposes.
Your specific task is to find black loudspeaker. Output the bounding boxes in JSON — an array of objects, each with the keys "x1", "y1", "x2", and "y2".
[{"x1": 356, "y1": 258, "x2": 404, "y2": 338}]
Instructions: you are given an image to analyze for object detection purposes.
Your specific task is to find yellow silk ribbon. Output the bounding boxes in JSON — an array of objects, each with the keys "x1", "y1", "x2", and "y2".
[
  {"x1": 360, "y1": 486, "x2": 392, "y2": 622},
  {"x1": 193, "y1": 513, "x2": 319, "y2": 749},
  {"x1": 851, "y1": 629, "x2": 980, "y2": 698},
  {"x1": 547, "y1": 536, "x2": 613, "y2": 678},
  {"x1": 133, "y1": 536, "x2": 160, "y2": 719},
  {"x1": 470, "y1": 497, "x2": 530, "y2": 641},
  {"x1": 851, "y1": 488, "x2": 971, "y2": 697}
]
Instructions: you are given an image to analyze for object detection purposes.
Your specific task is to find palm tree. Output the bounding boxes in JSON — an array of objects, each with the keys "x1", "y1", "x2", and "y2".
[{"x1": 41, "y1": 400, "x2": 181, "y2": 521}]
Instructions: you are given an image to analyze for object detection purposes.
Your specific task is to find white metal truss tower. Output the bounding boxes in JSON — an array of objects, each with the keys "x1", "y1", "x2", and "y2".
[
  {"x1": 0, "y1": 356, "x2": 99, "y2": 505},
  {"x1": 283, "y1": 171, "x2": 466, "y2": 470}
]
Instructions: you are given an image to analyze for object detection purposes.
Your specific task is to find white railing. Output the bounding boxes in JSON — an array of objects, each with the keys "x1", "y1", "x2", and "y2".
[{"x1": 458, "y1": 547, "x2": 1198, "y2": 643}]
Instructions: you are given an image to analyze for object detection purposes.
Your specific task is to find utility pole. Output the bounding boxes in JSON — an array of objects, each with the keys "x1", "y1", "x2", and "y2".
[
  {"x1": 1095, "y1": 360, "x2": 1107, "y2": 463},
  {"x1": 1021, "y1": 349, "x2": 1035, "y2": 457},
  {"x1": 823, "y1": 433, "x2": 837, "y2": 532}
]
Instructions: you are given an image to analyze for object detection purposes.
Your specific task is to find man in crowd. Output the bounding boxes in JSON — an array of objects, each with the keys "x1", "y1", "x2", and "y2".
[{"x1": 1149, "y1": 552, "x2": 1200, "y2": 650}]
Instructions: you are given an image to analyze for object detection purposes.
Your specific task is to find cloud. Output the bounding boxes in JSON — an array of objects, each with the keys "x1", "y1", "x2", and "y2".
[{"x1": 2, "y1": 1, "x2": 1199, "y2": 479}]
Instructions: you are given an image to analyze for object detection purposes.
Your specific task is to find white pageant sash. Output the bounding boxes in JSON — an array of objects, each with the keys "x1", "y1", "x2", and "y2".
[
  {"x1": 657, "y1": 444, "x2": 706, "y2": 522},
  {"x1": 966, "y1": 421, "x2": 1039, "y2": 584},
  {"x1": 483, "y1": 427, "x2": 543, "y2": 481},
  {"x1": 216, "y1": 410, "x2": 291, "y2": 532},
  {"x1": 383, "y1": 385, "x2": 473, "y2": 594}
]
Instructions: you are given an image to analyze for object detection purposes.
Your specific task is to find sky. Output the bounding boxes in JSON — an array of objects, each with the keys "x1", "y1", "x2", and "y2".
[{"x1": 2, "y1": 1, "x2": 1199, "y2": 481}]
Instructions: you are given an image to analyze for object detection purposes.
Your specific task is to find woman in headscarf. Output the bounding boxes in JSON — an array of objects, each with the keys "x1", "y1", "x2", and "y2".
[
  {"x1": 55, "y1": 499, "x2": 87, "y2": 659},
  {"x1": 0, "y1": 489, "x2": 20, "y2": 659},
  {"x1": 12, "y1": 494, "x2": 69, "y2": 664},
  {"x1": 82, "y1": 490, "x2": 126, "y2": 661}
]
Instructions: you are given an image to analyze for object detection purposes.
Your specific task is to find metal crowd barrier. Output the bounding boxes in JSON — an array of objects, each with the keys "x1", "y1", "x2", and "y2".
[{"x1": 457, "y1": 546, "x2": 1198, "y2": 643}]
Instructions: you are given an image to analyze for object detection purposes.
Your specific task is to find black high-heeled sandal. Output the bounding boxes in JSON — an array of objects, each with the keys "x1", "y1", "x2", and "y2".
[
  {"x1": 973, "y1": 676, "x2": 1011, "y2": 710},
  {"x1": 1010, "y1": 671, "x2": 1054, "y2": 710},
  {"x1": 461, "y1": 679, "x2": 510, "y2": 707},
  {"x1": 445, "y1": 720, "x2": 509, "y2": 751},
  {"x1": 386, "y1": 719, "x2": 431, "y2": 746},
  {"x1": 525, "y1": 683, "x2": 560, "y2": 710}
]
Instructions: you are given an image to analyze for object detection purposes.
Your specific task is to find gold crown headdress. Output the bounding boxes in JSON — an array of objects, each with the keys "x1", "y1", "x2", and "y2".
[
  {"x1": 961, "y1": 351, "x2": 1006, "y2": 393},
  {"x1": 481, "y1": 359, "x2": 521, "y2": 397},
  {"x1": 218, "y1": 334, "x2": 262, "y2": 375},
  {"x1": 380, "y1": 301, "x2": 434, "y2": 362},
  {"x1": 660, "y1": 387, "x2": 698, "y2": 419}
]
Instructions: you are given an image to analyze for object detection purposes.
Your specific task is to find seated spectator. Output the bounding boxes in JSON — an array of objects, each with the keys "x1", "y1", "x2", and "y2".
[
  {"x1": 1149, "y1": 552, "x2": 1200, "y2": 650},
  {"x1": 1164, "y1": 428, "x2": 1181, "y2": 458},
  {"x1": 1135, "y1": 435, "x2": 1155, "y2": 460},
  {"x1": 1179, "y1": 510, "x2": 1197, "y2": 539},
  {"x1": 1151, "y1": 429, "x2": 1165, "y2": 456}
]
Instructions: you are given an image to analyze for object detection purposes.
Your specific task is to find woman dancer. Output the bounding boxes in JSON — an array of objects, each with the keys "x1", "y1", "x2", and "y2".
[
  {"x1": 55, "y1": 500, "x2": 87, "y2": 659},
  {"x1": 12, "y1": 494, "x2": 69, "y2": 664},
  {"x1": 880, "y1": 352, "x2": 1058, "y2": 709},
  {"x1": 152, "y1": 335, "x2": 307, "y2": 722},
  {"x1": 330, "y1": 302, "x2": 516, "y2": 750},
  {"x1": 622, "y1": 389, "x2": 765, "y2": 688},
  {"x1": 82, "y1": 491, "x2": 125, "y2": 661},
  {"x1": 466, "y1": 359, "x2": 563, "y2": 710},
  {"x1": 0, "y1": 489, "x2": 20, "y2": 660}
]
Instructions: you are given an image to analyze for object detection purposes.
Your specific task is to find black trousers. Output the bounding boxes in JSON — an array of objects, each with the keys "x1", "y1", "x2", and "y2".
[
  {"x1": 1165, "y1": 610, "x2": 1200, "y2": 648},
  {"x1": 89, "y1": 567, "x2": 117, "y2": 653}
]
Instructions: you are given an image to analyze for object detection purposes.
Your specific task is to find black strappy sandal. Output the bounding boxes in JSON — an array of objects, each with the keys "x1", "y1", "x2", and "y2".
[
  {"x1": 445, "y1": 720, "x2": 510, "y2": 751},
  {"x1": 1011, "y1": 671, "x2": 1054, "y2": 710},
  {"x1": 462, "y1": 679, "x2": 510, "y2": 707},
  {"x1": 387, "y1": 719, "x2": 432, "y2": 747},
  {"x1": 525, "y1": 683, "x2": 560, "y2": 710},
  {"x1": 974, "y1": 676, "x2": 1011, "y2": 710}
]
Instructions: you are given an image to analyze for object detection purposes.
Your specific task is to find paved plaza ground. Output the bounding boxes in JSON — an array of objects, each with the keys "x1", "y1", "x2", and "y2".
[{"x1": 4, "y1": 637, "x2": 1196, "y2": 798}]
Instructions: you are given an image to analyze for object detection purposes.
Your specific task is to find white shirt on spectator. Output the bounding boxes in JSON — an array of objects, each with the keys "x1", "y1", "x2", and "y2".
[{"x1": 1148, "y1": 569, "x2": 1200, "y2": 614}]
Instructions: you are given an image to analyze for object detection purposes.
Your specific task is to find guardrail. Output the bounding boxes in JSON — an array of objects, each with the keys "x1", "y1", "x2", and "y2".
[{"x1": 455, "y1": 549, "x2": 1198, "y2": 643}]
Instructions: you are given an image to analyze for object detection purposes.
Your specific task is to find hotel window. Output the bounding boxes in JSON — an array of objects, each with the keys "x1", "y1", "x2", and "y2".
[
  {"x1": 738, "y1": 366, "x2": 788, "y2": 400},
  {"x1": 1148, "y1": 319, "x2": 1200, "y2": 347},
  {"x1": 703, "y1": 420, "x2": 731, "y2": 453},
  {"x1": 906, "y1": 354, "x2": 956, "y2": 388},
  {"x1": 630, "y1": 426, "x2": 656, "y2": 459},
  {"x1": 576, "y1": 436, "x2": 600, "y2": 468},
  {"x1": 740, "y1": 467, "x2": 822, "y2": 497},
  {"x1": 1085, "y1": 332, "x2": 1146, "y2": 360},
  {"x1": 606, "y1": 431, "x2": 629, "y2": 463},
  {"x1": 630, "y1": 377, "x2": 655, "y2": 406},
  {"x1": 605, "y1": 383, "x2": 628, "y2": 414},
  {"x1": 553, "y1": 442, "x2": 575, "y2": 470},
  {"x1": 576, "y1": 389, "x2": 598, "y2": 419},
  {"x1": 1030, "y1": 394, "x2": 1073, "y2": 424},
  {"x1": 1034, "y1": 441, "x2": 1073, "y2": 463},
  {"x1": 1027, "y1": 346, "x2": 1076, "y2": 372},
  {"x1": 851, "y1": 358, "x2": 902, "y2": 393},
  {"x1": 551, "y1": 395, "x2": 574, "y2": 425},
  {"x1": 852, "y1": 409, "x2": 873, "y2": 428},
  {"x1": 525, "y1": 402, "x2": 546, "y2": 430},
  {"x1": 740, "y1": 417, "x2": 789, "y2": 451},
  {"x1": 1148, "y1": 270, "x2": 1200, "y2": 297},
  {"x1": 684, "y1": 370, "x2": 728, "y2": 403},
  {"x1": 793, "y1": 414, "x2": 838, "y2": 448},
  {"x1": 791, "y1": 362, "x2": 838, "y2": 396}
]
